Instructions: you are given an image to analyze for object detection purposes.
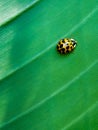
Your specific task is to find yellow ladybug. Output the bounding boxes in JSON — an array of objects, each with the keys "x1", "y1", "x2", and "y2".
[{"x1": 57, "y1": 38, "x2": 77, "y2": 54}]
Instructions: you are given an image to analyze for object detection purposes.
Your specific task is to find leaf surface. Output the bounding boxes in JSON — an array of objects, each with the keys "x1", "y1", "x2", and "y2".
[{"x1": 0, "y1": 0, "x2": 98, "y2": 130}]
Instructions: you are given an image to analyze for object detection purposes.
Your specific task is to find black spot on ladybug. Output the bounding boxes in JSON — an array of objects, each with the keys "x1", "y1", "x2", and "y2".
[
  {"x1": 57, "y1": 49, "x2": 60, "y2": 53},
  {"x1": 58, "y1": 42, "x2": 61, "y2": 45},
  {"x1": 60, "y1": 44, "x2": 63, "y2": 48},
  {"x1": 66, "y1": 38, "x2": 70, "y2": 42},
  {"x1": 62, "y1": 48, "x2": 65, "y2": 51},
  {"x1": 57, "y1": 45, "x2": 59, "y2": 49},
  {"x1": 66, "y1": 46, "x2": 69, "y2": 49},
  {"x1": 62, "y1": 39, "x2": 65, "y2": 43},
  {"x1": 66, "y1": 50, "x2": 69, "y2": 53}
]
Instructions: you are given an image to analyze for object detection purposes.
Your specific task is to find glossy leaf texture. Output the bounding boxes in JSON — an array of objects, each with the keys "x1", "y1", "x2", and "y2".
[{"x1": 0, "y1": 0, "x2": 98, "y2": 130}]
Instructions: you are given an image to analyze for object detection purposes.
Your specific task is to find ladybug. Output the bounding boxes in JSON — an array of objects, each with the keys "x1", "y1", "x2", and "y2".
[{"x1": 57, "y1": 38, "x2": 77, "y2": 54}]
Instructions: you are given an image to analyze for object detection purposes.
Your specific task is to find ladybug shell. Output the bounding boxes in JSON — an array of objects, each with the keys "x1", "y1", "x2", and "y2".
[{"x1": 57, "y1": 38, "x2": 77, "y2": 54}]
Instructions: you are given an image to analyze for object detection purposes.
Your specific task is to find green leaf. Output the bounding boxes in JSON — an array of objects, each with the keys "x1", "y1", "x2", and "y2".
[{"x1": 0, "y1": 0, "x2": 98, "y2": 130}]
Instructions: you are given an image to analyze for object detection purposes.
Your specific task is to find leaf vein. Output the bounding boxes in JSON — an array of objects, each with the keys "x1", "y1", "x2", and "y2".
[
  {"x1": 61, "y1": 101, "x2": 98, "y2": 130},
  {"x1": 1, "y1": 6, "x2": 98, "y2": 81},
  {"x1": 0, "y1": 0, "x2": 41, "y2": 27},
  {"x1": 0, "y1": 60, "x2": 98, "y2": 128}
]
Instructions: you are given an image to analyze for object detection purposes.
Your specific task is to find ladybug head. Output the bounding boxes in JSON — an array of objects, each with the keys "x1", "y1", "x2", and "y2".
[{"x1": 70, "y1": 38, "x2": 77, "y2": 47}]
